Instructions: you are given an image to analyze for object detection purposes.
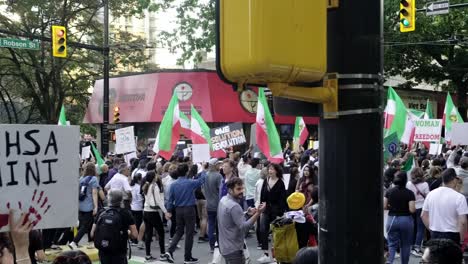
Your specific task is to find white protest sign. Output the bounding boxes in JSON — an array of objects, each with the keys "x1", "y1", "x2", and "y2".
[
  {"x1": 183, "y1": 148, "x2": 189, "y2": 157},
  {"x1": 124, "y1": 152, "x2": 138, "y2": 166},
  {"x1": 313, "y1": 141, "x2": 319, "y2": 150},
  {"x1": 429, "y1": 143, "x2": 442, "y2": 156},
  {"x1": 413, "y1": 119, "x2": 442, "y2": 142},
  {"x1": 192, "y1": 144, "x2": 210, "y2": 163},
  {"x1": 81, "y1": 146, "x2": 91, "y2": 160},
  {"x1": 451, "y1": 123, "x2": 468, "y2": 145},
  {"x1": 115, "y1": 126, "x2": 136, "y2": 154},
  {"x1": 0, "y1": 124, "x2": 80, "y2": 232}
]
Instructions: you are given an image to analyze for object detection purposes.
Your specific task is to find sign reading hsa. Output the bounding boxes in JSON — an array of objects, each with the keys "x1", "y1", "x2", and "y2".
[{"x1": 413, "y1": 119, "x2": 442, "y2": 142}]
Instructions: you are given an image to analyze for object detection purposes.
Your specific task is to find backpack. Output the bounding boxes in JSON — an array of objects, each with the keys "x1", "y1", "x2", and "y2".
[
  {"x1": 79, "y1": 176, "x2": 93, "y2": 201},
  {"x1": 94, "y1": 208, "x2": 127, "y2": 253}
]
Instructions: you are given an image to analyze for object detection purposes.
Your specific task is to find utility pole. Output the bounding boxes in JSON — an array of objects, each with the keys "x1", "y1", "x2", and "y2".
[
  {"x1": 319, "y1": 0, "x2": 384, "y2": 263},
  {"x1": 101, "y1": 0, "x2": 110, "y2": 155}
]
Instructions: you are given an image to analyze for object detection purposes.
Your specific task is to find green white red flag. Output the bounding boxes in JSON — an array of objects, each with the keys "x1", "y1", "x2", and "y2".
[
  {"x1": 180, "y1": 111, "x2": 191, "y2": 138},
  {"x1": 190, "y1": 105, "x2": 225, "y2": 158},
  {"x1": 293, "y1": 116, "x2": 308, "y2": 151},
  {"x1": 384, "y1": 87, "x2": 418, "y2": 146},
  {"x1": 443, "y1": 92, "x2": 463, "y2": 141},
  {"x1": 424, "y1": 99, "x2": 434, "y2": 119},
  {"x1": 153, "y1": 93, "x2": 181, "y2": 160},
  {"x1": 256, "y1": 88, "x2": 283, "y2": 163},
  {"x1": 58, "y1": 105, "x2": 69, "y2": 126}
]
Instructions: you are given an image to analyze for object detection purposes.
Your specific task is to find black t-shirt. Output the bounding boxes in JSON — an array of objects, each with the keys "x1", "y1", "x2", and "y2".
[
  {"x1": 95, "y1": 207, "x2": 136, "y2": 249},
  {"x1": 385, "y1": 187, "x2": 415, "y2": 216},
  {"x1": 28, "y1": 230, "x2": 43, "y2": 264}
]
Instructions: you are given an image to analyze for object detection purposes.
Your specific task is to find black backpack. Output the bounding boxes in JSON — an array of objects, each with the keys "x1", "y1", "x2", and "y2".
[
  {"x1": 79, "y1": 176, "x2": 93, "y2": 201},
  {"x1": 94, "y1": 208, "x2": 127, "y2": 253}
]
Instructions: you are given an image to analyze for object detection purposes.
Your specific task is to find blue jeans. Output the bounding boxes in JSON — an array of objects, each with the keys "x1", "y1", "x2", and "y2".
[
  {"x1": 414, "y1": 208, "x2": 425, "y2": 249},
  {"x1": 386, "y1": 215, "x2": 413, "y2": 264},
  {"x1": 207, "y1": 210, "x2": 217, "y2": 250}
]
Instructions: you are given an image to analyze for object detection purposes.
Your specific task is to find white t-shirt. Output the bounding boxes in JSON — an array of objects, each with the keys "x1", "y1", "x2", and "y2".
[
  {"x1": 422, "y1": 186, "x2": 468, "y2": 233},
  {"x1": 406, "y1": 181, "x2": 430, "y2": 209},
  {"x1": 131, "y1": 169, "x2": 147, "y2": 179},
  {"x1": 130, "y1": 184, "x2": 144, "y2": 211},
  {"x1": 105, "y1": 173, "x2": 132, "y2": 200}
]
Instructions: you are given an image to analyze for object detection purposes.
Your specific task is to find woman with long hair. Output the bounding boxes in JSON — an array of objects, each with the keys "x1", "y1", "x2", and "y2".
[
  {"x1": 385, "y1": 171, "x2": 416, "y2": 264},
  {"x1": 406, "y1": 168, "x2": 430, "y2": 257},
  {"x1": 257, "y1": 163, "x2": 287, "y2": 263},
  {"x1": 141, "y1": 171, "x2": 171, "y2": 261},
  {"x1": 130, "y1": 173, "x2": 144, "y2": 247},
  {"x1": 296, "y1": 165, "x2": 317, "y2": 204}
]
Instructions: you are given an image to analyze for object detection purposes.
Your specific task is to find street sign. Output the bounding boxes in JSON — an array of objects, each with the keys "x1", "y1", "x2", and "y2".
[
  {"x1": 426, "y1": 1, "x2": 449, "y2": 16},
  {"x1": 0, "y1": 38, "x2": 40, "y2": 50}
]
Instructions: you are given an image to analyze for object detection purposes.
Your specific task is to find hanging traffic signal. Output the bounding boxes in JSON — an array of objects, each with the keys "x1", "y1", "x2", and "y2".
[
  {"x1": 52, "y1": 25, "x2": 67, "y2": 57},
  {"x1": 113, "y1": 106, "x2": 120, "y2": 123},
  {"x1": 400, "y1": 0, "x2": 415, "y2": 32}
]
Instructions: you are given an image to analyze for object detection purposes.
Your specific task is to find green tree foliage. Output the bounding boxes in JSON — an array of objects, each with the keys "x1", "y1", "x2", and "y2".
[{"x1": 0, "y1": 0, "x2": 162, "y2": 124}]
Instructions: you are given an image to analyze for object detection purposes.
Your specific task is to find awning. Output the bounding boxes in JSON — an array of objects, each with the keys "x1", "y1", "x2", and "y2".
[{"x1": 83, "y1": 70, "x2": 319, "y2": 125}]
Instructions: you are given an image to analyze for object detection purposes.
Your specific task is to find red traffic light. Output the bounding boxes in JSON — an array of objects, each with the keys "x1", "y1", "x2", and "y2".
[
  {"x1": 114, "y1": 106, "x2": 120, "y2": 112},
  {"x1": 56, "y1": 29, "x2": 65, "y2": 37}
]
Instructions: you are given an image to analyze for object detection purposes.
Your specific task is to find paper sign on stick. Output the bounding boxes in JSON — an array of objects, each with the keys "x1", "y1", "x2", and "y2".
[
  {"x1": 124, "y1": 152, "x2": 138, "y2": 166},
  {"x1": 413, "y1": 119, "x2": 442, "y2": 142},
  {"x1": 429, "y1": 143, "x2": 442, "y2": 156},
  {"x1": 450, "y1": 123, "x2": 468, "y2": 145},
  {"x1": 81, "y1": 146, "x2": 91, "y2": 160},
  {"x1": 0, "y1": 124, "x2": 80, "y2": 232},
  {"x1": 115, "y1": 126, "x2": 136, "y2": 154},
  {"x1": 192, "y1": 144, "x2": 210, "y2": 163}
]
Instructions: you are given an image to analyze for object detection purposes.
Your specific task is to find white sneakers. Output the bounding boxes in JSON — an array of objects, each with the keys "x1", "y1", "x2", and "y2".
[{"x1": 257, "y1": 254, "x2": 274, "y2": 263}]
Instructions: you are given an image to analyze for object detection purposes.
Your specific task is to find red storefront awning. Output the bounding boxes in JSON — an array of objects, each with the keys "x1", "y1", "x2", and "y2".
[{"x1": 83, "y1": 70, "x2": 319, "y2": 125}]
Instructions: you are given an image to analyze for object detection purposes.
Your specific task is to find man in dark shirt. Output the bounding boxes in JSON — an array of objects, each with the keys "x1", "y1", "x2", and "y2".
[
  {"x1": 91, "y1": 189, "x2": 138, "y2": 264},
  {"x1": 163, "y1": 163, "x2": 207, "y2": 264}
]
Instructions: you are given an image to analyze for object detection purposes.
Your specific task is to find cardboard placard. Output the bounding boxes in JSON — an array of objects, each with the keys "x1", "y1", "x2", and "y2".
[
  {"x1": 81, "y1": 146, "x2": 91, "y2": 160},
  {"x1": 413, "y1": 119, "x2": 442, "y2": 142},
  {"x1": 0, "y1": 124, "x2": 80, "y2": 232},
  {"x1": 210, "y1": 123, "x2": 247, "y2": 151},
  {"x1": 115, "y1": 126, "x2": 136, "y2": 154},
  {"x1": 450, "y1": 123, "x2": 468, "y2": 145},
  {"x1": 429, "y1": 143, "x2": 443, "y2": 156},
  {"x1": 124, "y1": 152, "x2": 138, "y2": 166},
  {"x1": 192, "y1": 144, "x2": 210, "y2": 163}
]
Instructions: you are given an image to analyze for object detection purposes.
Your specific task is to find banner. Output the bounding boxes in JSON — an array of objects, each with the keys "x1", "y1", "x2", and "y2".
[
  {"x1": 413, "y1": 119, "x2": 442, "y2": 142},
  {"x1": 451, "y1": 123, "x2": 468, "y2": 145},
  {"x1": 210, "y1": 123, "x2": 247, "y2": 151},
  {"x1": 115, "y1": 126, "x2": 136, "y2": 154},
  {"x1": 0, "y1": 124, "x2": 80, "y2": 232}
]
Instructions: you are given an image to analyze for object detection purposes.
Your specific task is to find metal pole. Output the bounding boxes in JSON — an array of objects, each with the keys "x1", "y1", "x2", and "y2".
[
  {"x1": 101, "y1": 0, "x2": 110, "y2": 155},
  {"x1": 319, "y1": 0, "x2": 384, "y2": 263}
]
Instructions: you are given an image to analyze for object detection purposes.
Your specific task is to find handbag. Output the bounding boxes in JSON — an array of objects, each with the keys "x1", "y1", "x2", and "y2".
[
  {"x1": 150, "y1": 184, "x2": 160, "y2": 210},
  {"x1": 412, "y1": 182, "x2": 426, "y2": 199}
]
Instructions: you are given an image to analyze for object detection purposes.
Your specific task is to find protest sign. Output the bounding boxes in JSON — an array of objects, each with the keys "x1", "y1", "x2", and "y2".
[
  {"x1": 429, "y1": 143, "x2": 442, "y2": 156},
  {"x1": 313, "y1": 141, "x2": 319, "y2": 150},
  {"x1": 210, "y1": 123, "x2": 247, "y2": 151},
  {"x1": 0, "y1": 124, "x2": 80, "y2": 232},
  {"x1": 192, "y1": 144, "x2": 210, "y2": 163},
  {"x1": 124, "y1": 152, "x2": 138, "y2": 166},
  {"x1": 450, "y1": 123, "x2": 468, "y2": 145},
  {"x1": 413, "y1": 119, "x2": 442, "y2": 142},
  {"x1": 115, "y1": 126, "x2": 136, "y2": 154},
  {"x1": 81, "y1": 146, "x2": 91, "y2": 160},
  {"x1": 383, "y1": 133, "x2": 400, "y2": 161}
]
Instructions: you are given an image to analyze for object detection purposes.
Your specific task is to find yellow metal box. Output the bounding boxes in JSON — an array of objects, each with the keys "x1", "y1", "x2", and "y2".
[{"x1": 217, "y1": 0, "x2": 327, "y2": 86}]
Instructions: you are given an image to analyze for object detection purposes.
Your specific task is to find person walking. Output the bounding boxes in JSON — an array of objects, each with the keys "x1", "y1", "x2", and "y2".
[
  {"x1": 162, "y1": 163, "x2": 207, "y2": 264},
  {"x1": 384, "y1": 171, "x2": 416, "y2": 264},
  {"x1": 142, "y1": 171, "x2": 171, "y2": 261},
  {"x1": 405, "y1": 168, "x2": 430, "y2": 256},
  {"x1": 218, "y1": 177, "x2": 266, "y2": 264},
  {"x1": 129, "y1": 173, "x2": 144, "y2": 248},
  {"x1": 105, "y1": 163, "x2": 133, "y2": 209},
  {"x1": 203, "y1": 158, "x2": 224, "y2": 252},
  {"x1": 421, "y1": 168, "x2": 468, "y2": 244},
  {"x1": 245, "y1": 158, "x2": 261, "y2": 208},
  {"x1": 70, "y1": 162, "x2": 99, "y2": 249},
  {"x1": 257, "y1": 163, "x2": 287, "y2": 263}
]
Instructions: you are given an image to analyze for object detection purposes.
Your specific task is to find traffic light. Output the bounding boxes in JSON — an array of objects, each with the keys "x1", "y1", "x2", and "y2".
[
  {"x1": 113, "y1": 106, "x2": 120, "y2": 123},
  {"x1": 52, "y1": 25, "x2": 67, "y2": 57},
  {"x1": 400, "y1": 0, "x2": 415, "y2": 32}
]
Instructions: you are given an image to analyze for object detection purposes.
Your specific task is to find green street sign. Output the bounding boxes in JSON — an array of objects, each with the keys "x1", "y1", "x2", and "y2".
[{"x1": 0, "y1": 38, "x2": 40, "y2": 50}]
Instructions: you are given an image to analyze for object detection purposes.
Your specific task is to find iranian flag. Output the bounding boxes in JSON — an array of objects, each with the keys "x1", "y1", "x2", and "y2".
[
  {"x1": 58, "y1": 105, "x2": 69, "y2": 126},
  {"x1": 424, "y1": 99, "x2": 434, "y2": 119},
  {"x1": 153, "y1": 93, "x2": 181, "y2": 160},
  {"x1": 443, "y1": 92, "x2": 463, "y2": 141},
  {"x1": 293, "y1": 116, "x2": 308, "y2": 151},
  {"x1": 190, "y1": 105, "x2": 225, "y2": 158},
  {"x1": 180, "y1": 111, "x2": 191, "y2": 138},
  {"x1": 402, "y1": 154, "x2": 416, "y2": 172},
  {"x1": 384, "y1": 87, "x2": 417, "y2": 147},
  {"x1": 256, "y1": 88, "x2": 284, "y2": 163}
]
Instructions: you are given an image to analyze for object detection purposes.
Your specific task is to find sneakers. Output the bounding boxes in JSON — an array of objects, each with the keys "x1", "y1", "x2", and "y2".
[
  {"x1": 68, "y1": 242, "x2": 78, "y2": 250},
  {"x1": 162, "y1": 252, "x2": 174, "y2": 264},
  {"x1": 145, "y1": 255, "x2": 157, "y2": 262},
  {"x1": 257, "y1": 254, "x2": 274, "y2": 263},
  {"x1": 184, "y1": 257, "x2": 199, "y2": 264},
  {"x1": 198, "y1": 237, "x2": 208, "y2": 243},
  {"x1": 159, "y1": 254, "x2": 168, "y2": 261},
  {"x1": 256, "y1": 244, "x2": 262, "y2": 250},
  {"x1": 411, "y1": 248, "x2": 423, "y2": 257},
  {"x1": 137, "y1": 241, "x2": 145, "y2": 250}
]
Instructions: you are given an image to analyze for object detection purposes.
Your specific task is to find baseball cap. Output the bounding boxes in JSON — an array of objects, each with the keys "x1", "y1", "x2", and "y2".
[
  {"x1": 208, "y1": 158, "x2": 218, "y2": 166},
  {"x1": 287, "y1": 192, "x2": 306, "y2": 210}
]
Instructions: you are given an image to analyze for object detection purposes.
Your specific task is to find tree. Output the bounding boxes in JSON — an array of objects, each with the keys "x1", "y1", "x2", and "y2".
[
  {"x1": 383, "y1": 0, "x2": 467, "y2": 119},
  {"x1": 0, "y1": 0, "x2": 162, "y2": 124}
]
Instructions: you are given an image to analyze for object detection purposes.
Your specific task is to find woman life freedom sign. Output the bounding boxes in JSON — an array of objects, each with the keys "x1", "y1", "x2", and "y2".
[{"x1": 413, "y1": 119, "x2": 442, "y2": 142}]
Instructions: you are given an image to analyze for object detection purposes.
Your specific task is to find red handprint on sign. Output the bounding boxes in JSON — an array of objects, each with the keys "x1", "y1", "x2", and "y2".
[{"x1": 0, "y1": 189, "x2": 51, "y2": 230}]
